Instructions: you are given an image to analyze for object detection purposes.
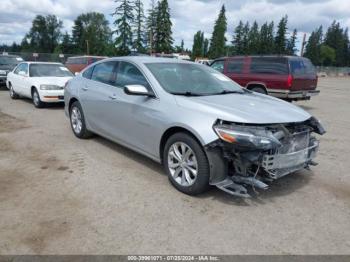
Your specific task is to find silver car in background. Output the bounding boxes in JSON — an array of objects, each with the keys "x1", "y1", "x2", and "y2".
[{"x1": 64, "y1": 57, "x2": 325, "y2": 197}]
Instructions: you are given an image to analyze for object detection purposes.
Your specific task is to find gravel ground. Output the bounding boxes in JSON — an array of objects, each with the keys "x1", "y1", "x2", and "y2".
[{"x1": 0, "y1": 78, "x2": 349, "y2": 255}]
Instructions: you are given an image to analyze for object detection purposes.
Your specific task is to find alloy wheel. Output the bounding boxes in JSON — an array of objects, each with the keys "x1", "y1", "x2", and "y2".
[
  {"x1": 71, "y1": 106, "x2": 83, "y2": 134},
  {"x1": 167, "y1": 142, "x2": 198, "y2": 187}
]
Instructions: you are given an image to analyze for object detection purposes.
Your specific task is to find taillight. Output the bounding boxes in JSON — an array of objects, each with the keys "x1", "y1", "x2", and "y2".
[{"x1": 287, "y1": 74, "x2": 293, "y2": 88}]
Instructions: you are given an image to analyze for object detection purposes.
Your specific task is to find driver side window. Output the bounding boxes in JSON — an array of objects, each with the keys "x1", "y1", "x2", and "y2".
[
  {"x1": 115, "y1": 62, "x2": 150, "y2": 90},
  {"x1": 14, "y1": 63, "x2": 28, "y2": 75}
]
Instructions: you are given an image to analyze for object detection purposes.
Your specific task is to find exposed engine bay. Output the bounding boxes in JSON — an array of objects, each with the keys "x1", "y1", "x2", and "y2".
[{"x1": 205, "y1": 117, "x2": 326, "y2": 197}]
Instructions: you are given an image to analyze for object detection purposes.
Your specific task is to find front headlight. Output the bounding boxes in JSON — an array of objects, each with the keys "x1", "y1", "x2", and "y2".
[
  {"x1": 40, "y1": 84, "x2": 63, "y2": 90},
  {"x1": 213, "y1": 125, "x2": 281, "y2": 150},
  {"x1": 0, "y1": 70, "x2": 6, "y2": 75}
]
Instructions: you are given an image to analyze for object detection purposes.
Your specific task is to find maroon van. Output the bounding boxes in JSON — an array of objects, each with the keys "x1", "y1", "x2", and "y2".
[{"x1": 210, "y1": 56, "x2": 320, "y2": 101}]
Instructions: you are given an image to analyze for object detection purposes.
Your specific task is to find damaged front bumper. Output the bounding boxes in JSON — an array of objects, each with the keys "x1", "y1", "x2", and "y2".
[{"x1": 205, "y1": 118, "x2": 324, "y2": 198}]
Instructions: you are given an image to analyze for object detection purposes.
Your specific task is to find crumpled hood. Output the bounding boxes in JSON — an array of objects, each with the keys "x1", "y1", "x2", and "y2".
[
  {"x1": 175, "y1": 92, "x2": 311, "y2": 124},
  {"x1": 31, "y1": 77, "x2": 72, "y2": 87}
]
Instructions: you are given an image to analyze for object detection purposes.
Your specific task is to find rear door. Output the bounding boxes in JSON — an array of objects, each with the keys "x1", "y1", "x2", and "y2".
[
  {"x1": 79, "y1": 61, "x2": 119, "y2": 135},
  {"x1": 289, "y1": 58, "x2": 317, "y2": 91},
  {"x1": 224, "y1": 57, "x2": 246, "y2": 86},
  {"x1": 248, "y1": 57, "x2": 289, "y2": 91}
]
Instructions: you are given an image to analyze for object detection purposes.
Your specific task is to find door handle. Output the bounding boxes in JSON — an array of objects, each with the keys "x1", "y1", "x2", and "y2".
[
  {"x1": 109, "y1": 94, "x2": 117, "y2": 100},
  {"x1": 82, "y1": 86, "x2": 88, "y2": 91}
]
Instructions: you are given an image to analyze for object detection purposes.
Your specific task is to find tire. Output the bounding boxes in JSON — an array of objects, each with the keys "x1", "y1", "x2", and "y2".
[
  {"x1": 163, "y1": 132, "x2": 210, "y2": 195},
  {"x1": 69, "y1": 101, "x2": 92, "y2": 139},
  {"x1": 250, "y1": 86, "x2": 267, "y2": 95},
  {"x1": 32, "y1": 88, "x2": 45, "y2": 108},
  {"x1": 9, "y1": 83, "x2": 19, "y2": 99}
]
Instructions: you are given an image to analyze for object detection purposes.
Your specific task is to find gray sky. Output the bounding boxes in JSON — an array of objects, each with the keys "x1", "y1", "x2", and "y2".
[{"x1": 0, "y1": 0, "x2": 349, "y2": 52}]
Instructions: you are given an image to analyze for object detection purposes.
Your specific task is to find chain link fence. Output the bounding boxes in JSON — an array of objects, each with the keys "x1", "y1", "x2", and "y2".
[
  {"x1": 316, "y1": 66, "x2": 350, "y2": 77},
  {"x1": 2, "y1": 51, "x2": 81, "y2": 63}
]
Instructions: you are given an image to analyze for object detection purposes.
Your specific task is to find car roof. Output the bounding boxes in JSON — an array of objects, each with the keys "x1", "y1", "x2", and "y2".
[
  {"x1": 103, "y1": 56, "x2": 193, "y2": 64},
  {"x1": 213, "y1": 55, "x2": 302, "y2": 61},
  {"x1": 67, "y1": 55, "x2": 107, "y2": 59},
  {"x1": 24, "y1": 62, "x2": 63, "y2": 65}
]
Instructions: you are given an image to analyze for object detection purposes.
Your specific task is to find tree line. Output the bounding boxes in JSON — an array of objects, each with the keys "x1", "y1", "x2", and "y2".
[
  {"x1": 0, "y1": 2, "x2": 349, "y2": 67},
  {"x1": 1, "y1": 0, "x2": 175, "y2": 56}
]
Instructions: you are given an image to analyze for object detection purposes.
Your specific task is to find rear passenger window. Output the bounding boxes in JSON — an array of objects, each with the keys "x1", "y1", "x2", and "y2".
[
  {"x1": 250, "y1": 57, "x2": 288, "y2": 75},
  {"x1": 91, "y1": 62, "x2": 117, "y2": 85},
  {"x1": 303, "y1": 59, "x2": 316, "y2": 75},
  {"x1": 210, "y1": 60, "x2": 224, "y2": 73},
  {"x1": 116, "y1": 62, "x2": 150, "y2": 89},
  {"x1": 227, "y1": 59, "x2": 244, "y2": 73},
  {"x1": 290, "y1": 60, "x2": 305, "y2": 76}
]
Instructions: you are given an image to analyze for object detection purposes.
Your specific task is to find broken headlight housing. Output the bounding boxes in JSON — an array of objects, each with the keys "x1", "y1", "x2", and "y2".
[{"x1": 213, "y1": 123, "x2": 281, "y2": 150}]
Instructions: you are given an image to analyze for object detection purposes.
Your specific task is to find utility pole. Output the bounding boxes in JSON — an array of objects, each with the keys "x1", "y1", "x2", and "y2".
[
  {"x1": 300, "y1": 33, "x2": 306, "y2": 57},
  {"x1": 86, "y1": 40, "x2": 89, "y2": 55}
]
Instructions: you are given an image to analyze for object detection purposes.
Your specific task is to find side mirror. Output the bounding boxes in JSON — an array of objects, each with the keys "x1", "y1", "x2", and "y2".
[
  {"x1": 124, "y1": 85, "x2": 153, "y2": 97},
  {"x1": 18, "y1": 71, "x2": 26, "y2": 76}
]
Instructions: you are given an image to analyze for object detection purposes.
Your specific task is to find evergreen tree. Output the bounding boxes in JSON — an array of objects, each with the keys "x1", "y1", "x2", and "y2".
[
  {"x1": 232, "y1": 20, "x2": 244, "y2": 55},
  {"x1": 203, "y1": 38, "x2": 209, "y2": 57},
  {"x1": 304, "y1": 26, "x2": 323, "y2": 65},
  {"x1": 72, "y1": 12, "x2": 112, "y2": 55},
  {"x1": 259, "y1": 22, "x2": 270, "y2": 54},
  {"x1": 146, "y1": 0, "x2": 157, "y2": 53},
  {"x1": 287, "y1": 29, "x2": 297, "y2": 55},
  {"x1": 112, "y1": 0, "x2": 135, "y2": 55},
  {"x1": 192, "y1": 31, "x2": 204, "y2": 60},
  {"x1": 241, "y1": 22, "x2": 250, "y2": 55},
  {"x1": 343, "y1": 28, "x2": 350, "y2": 66},
  {"x1": 180, "y1": 39, "x2": 184, "y2": 53},
  {"x1": 133, "y1": 0, "x2": 146, "y2": 53},
  {"x1": 324, "y1": 21, "x2": 347, "y2": 66},
  {"x1": 208, "y1": 5, "x2": 227, "y2": 58},
  {"x1": 275, "y1": 15, "x2": 288, "y2": 54},
  {"x1": 154, "y1": 0, "x2": 173, "y2": 53},
  {"x1": 248, "y1": 21, "x2": 260, "y2": 54}
]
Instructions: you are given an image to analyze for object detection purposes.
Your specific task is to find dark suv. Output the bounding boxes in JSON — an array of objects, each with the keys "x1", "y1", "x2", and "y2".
[
  {"x1": 0, "y1": 54, "x2": 24, "y2": 87},
  {"x1": 210, "y1": 56, "x2": 319, "y2": 101}
]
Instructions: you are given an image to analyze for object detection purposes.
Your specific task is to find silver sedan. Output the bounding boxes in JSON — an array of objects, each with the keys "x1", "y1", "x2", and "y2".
[{"x1": 64, "y1": 57, "x2": 325, "y2": 197}]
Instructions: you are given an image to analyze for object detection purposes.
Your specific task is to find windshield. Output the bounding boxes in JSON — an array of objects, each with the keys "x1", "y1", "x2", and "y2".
[
  {"x1": 146, "y1": 63, "x2": 243, "y2": 96},
  {"x1": 0, "y1": 56, "x2": 23, "y2": 65},
  {"x1": 29, "y1": 64, "x2": 73, "y2": 77}
]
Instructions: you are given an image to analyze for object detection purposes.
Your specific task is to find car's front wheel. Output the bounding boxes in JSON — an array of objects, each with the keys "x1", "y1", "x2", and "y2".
[
  {"x1": 9, "y1": 83, "x2": 19, "y2": 99},
  {"x1": 69, "y1": 101, "x2": 92, "y2": 139},
  {"x1": 32, "y1": 88, "x2": 44, "y2": 108},
  {"x1": 163, "y1": 133, "x2": 210, "y2": 195}
]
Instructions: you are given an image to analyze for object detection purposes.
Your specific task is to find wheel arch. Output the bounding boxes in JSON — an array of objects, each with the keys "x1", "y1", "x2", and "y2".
[
  {"x1": 159, "y1": 126, "x2": 205, "y2": 164},
  {"x1": 31, "y1": 85, "x2": 38, "y2": 96},
  {"x1": 68, "y1": 97, "x2": 79, "y2": 112},
  {"x1": 245, "y1": 82, "x2": 268, "y2": 93}
]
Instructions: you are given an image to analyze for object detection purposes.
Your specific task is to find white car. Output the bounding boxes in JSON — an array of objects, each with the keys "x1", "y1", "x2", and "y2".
[{"x1": 6, "y1": 62, "x2": 73, "y2": 108}]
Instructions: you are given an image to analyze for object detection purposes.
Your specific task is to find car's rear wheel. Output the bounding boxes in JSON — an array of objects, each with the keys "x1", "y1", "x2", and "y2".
[
  {"x1": 163, "y1": 133, "x2": 210, "y2": 195},
  {"x1": 32, "y1": 88, "x2": 44, "y2": 108},
  {"x1": 70, "y1": 101, "x2": 92, "y2": 139},
  {"x1": 250, "y1": 86, "x2": 267, "y2": 94},
  {"x1": 9, "y1": 83, "x2": 19, "y2": 99}
]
